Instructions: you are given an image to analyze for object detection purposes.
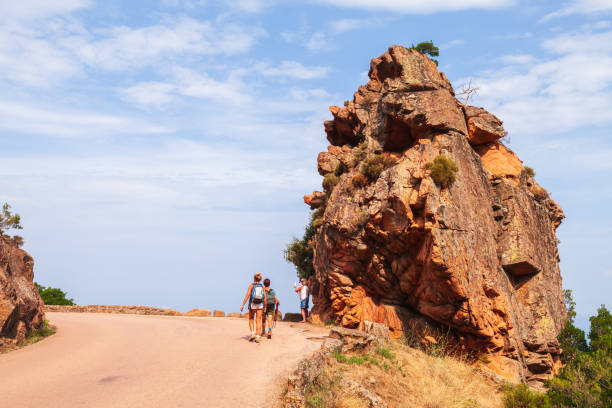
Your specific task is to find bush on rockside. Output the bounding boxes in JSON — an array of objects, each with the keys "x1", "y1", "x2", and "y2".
[{"x1": 426, "y1": 155, "x2": 458, "y2": 188}]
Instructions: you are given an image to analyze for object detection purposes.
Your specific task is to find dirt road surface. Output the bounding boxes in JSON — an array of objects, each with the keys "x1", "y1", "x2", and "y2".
[{"x1": 0, "y1": 312, "x2": 328, "y2": 408}]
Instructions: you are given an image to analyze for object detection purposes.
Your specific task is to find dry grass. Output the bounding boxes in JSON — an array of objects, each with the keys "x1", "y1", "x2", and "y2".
[{"x1": 306, "y1": 343, "x2": 503, "y2": 408}]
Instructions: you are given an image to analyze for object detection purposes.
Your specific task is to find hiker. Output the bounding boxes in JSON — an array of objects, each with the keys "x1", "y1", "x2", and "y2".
[
  {"x1": 261, "y1": 278, "x2": 279, "y2": 339},
  {"x1": 293, "y1": 277, "x2": 310, "y2": 323},
  {"x1": 240, "y1": 272, "x2": 267, "y2": 342}
]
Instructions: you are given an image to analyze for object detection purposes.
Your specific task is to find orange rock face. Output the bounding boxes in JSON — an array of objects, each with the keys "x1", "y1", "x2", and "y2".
[
  {"x1": 306, "y1": 45, "x2": 566, "y2": 385},
  {"x1": 0, "y1": 235, "x2": 45, "y2": 346}
]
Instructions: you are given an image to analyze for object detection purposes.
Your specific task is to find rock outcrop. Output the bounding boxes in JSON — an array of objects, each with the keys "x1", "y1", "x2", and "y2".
[
  {"x1": 304, "y1": 45, "x2": 566, "y2": 384},
  {"x1": 0, "y1": 235, "x2": 45, "y2": 346}
]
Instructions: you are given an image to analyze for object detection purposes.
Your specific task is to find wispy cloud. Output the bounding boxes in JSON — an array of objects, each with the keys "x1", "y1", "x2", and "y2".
[
  {"x1": 540, "y1": 0, "x2": 612, "y2": 22},
  {"x1": 459, "y1": 27, "x2": 612, "y2": 135},
  {"x1": 0, "y1": 100, "x2": 173, "y2": 137},
  {"x1": 312, "y1": 0, "x2": 514, "y2": 13},
  {"x1": 0, "y1": 0, "x2": 91, "y2": 21},
  {"x1": 256, "y1": 61, "x2": 330, "y2": 79},
  {"x1": 497, "y1": 54, "x2": 535, "y2": 64},
  {"x1": 439, "y1": 39, "x2": 466, "y2": 50}
]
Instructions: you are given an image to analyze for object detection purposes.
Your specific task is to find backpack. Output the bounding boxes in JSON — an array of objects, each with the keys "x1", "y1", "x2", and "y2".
[
  {"x1": 266, "y1": 289, "x2": 276, "y2": 308},
  {"x1": 250, "y1": 283, "x2": 264, "y2": 304}
]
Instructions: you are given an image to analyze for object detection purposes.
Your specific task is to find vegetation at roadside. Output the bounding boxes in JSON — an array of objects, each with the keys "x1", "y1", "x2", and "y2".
[
  {"x1": 35, "y1": 282, "x2": 75, "y2": 305},
  {"x1": 426, "y1": 155, "x2": 458, "y2": 188},
  {"x1": 305, "y1": 341, "x2": 503, "y2": 408},
  {"x1": 24, "y1": 320, "x2": 56, "y2": 345},
  {"x1": 284, "y1": 214, "x2": 316, "y2": 279},
  {"x1": 503, "y1": 291, "x2": 611, "y2": 408}
]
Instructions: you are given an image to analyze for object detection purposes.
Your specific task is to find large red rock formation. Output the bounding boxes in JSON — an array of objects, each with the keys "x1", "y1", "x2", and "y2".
[
  {"x1": 0, "y1": 235, "x2": 45, "y2": 347},
  {"x1": 305, "y1": 45, "x2": 566, "y2": 384}
]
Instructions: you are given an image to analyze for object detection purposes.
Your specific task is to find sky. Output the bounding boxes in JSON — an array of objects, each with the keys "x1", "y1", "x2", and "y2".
[{"x1": 0, "y1": 0, "x2": 610, "y2": 330}]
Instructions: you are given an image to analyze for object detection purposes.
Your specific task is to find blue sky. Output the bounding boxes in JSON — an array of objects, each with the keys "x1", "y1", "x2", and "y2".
[{"x1": 1, "y1": 0, "x2": 610, "y2": 330}]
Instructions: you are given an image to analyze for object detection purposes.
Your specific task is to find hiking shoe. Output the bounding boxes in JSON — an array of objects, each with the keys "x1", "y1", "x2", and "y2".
[
  {"x1": 249, "y1": 334, "x2": 255, "y2": 342},
  {"x1": 254, "y1": 336, "x2": 261, "y2": 343},
  {"x1": 267, "y1": 331, "x2": 272, "y2": 339}
]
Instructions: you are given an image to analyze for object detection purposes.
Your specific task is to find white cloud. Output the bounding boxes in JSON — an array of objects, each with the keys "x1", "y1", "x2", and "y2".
[
  {"x1": 121, "y1": 82, "x2": 178, "y2": 106},
  {"x1": 0, "y1": 100, "x2": 172, "y2": 137},
  {"x1": 541, "y1": 0, "x2": 612, "y2": 22},
  {"x1": 497, "y1": 54, "x2": 535, "y2": 64},
  {"x1": 64, "y1": 18, "x2": 261, "y2": 71},
  {"x1": 0, "y1": 0, "x2": 90, "y2": 20},
  {"x1": 305, "y1": 32, "x2": 330, "y2": 51},
  {"x1": 329, "y1": 17, "x2": 385, "y2": 34},
  {"x1": 258, "y1": 61, "x2": 330, "y2": 79},
  {"x1": 227, "y1": 0, "x2": 274, "y2": 12},
  {"x1": 461, "y1": 28, "x2": 612, "y2": 135},
  {"x1": 313, "y1": 0, "x2": 513, "y2": 13},
  {"x1": 440, "y1": 39, "x2": 466, "y2": 50}
]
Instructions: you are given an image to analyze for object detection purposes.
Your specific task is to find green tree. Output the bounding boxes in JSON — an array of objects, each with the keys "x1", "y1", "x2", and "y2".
[
  {"x1": 0, "y1": 202, "x2": 23, "y2": 233},
  {"x1": 410, "y1": 41, "x2": 440, "y2": 66},
  {"x1": 558, "y1": 289, "x2": 588, "y2": 364},
  {"x1": 284, "y1": 215, "x2": 316, "y2": 279},
  {"x1": 35, "y1": 282, "x2": 75, "y2": 306},
  {"x1": 589, "y1": 305, "x2": 612, "y2": 352}
]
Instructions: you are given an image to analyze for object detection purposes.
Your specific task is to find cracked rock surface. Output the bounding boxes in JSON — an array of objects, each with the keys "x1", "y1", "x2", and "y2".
[{"x1": 305, "y1": 45, "x2": 566, "y2": 384}]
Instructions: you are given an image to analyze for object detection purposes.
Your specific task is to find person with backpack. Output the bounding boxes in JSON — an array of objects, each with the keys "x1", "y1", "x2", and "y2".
[
  {"x1": 261, "y1": 278, "x2": 279, "y2": 339},
  {"x1": 240, "y1": 272, "x2": 267, "y2": 342}
]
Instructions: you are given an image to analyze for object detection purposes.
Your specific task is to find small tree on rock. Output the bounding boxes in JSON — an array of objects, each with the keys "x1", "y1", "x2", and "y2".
[{"x1": 410, "y1": 41, "x2": 440, "y2": 66}]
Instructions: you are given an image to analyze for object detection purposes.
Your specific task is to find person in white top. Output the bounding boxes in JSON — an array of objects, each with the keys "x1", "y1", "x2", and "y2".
[{"x1": 294, "y1": 277, "x2": 310, "y2": 323}]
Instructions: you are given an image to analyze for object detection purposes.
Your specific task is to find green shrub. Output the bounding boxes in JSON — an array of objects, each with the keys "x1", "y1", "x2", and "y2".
[
  {"x1": 375, "y1": 346, "x2": 396, "y2": 360},
  {"x1": 361, "y1": 154, "x2": 385, "y2": 181},
  {"x1": 503, "y1": 384, "x2": 550, "y2": 408},
  {"x1": 322, "y1": 173, "x2": 339, "y2": 194},
  {"x1": 425, "y1": 155, "x2": 458, "y2": 188},
  {"x1": 524, "y1": 166, "x2": 536, "y2": 177},
  {"x1": 24, "y1": 320, "x2": 56, "y2": 345},
  {"x1": 334, "y1": 162, "x2": 347, "y2": 177},
  {"x1": 35, "y1": 283, "x2": 75, "y2": 305},
  {"x1": 284, "y1": 215, "x2": 316, "y2": 279}
]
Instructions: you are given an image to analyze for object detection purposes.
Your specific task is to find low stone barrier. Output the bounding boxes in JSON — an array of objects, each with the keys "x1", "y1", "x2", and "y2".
[
  {"x1": 43, "y1": 305, "x2": 183, "y2": 316},
  {"x1": 185, "y1": 309, "x2": 211, "y2": 317},
  {"x1": 283, "y1": 313, "x2": 303, "y2": 322},
  {"x1": 213, "y1": 310, "x2": 225, "y2": 317}
]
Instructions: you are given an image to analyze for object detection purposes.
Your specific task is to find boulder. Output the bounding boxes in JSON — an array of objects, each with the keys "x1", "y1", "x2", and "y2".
[
  {"x1": 465, "y1": 105, "x2": 507, "y2": 145},
  {"x1": 329, "y1": 327, "x2": 376, "y2": 352},
  {"x1": 0, "y1": 235, "x2": 45, "y2": 346},
  {"x1": 213, "y1": 310, "x2": 225, "y2": 317},
  {"x1": 306, "y1": 45, "x2": 566, "y2": 384}
]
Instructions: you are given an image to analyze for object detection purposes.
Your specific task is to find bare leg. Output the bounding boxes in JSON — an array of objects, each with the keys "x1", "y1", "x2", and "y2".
[
  {"x1": 262, "y1": 313, "x2": 267, "y2": 332},
  {"x1": 256, "y1": 309, "x2": 263, "y2": 336},
  {"x1": 300, "y1": 308, "x2": 307, "y2": 322},
  {"x1": 249, "y1": 309, "x2": 255, "y2": 333}
]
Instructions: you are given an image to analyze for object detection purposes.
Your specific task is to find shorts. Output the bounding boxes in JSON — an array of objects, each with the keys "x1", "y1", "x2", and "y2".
[
  {"x1": 250, "y1": 302, "x2": 264, "y2": 310},
  {"x1": 264, "y1": 308, "x2": 275, "y2": 317},
  {"x1": 300, "y1": 298, "x2": 309, "y2": 309}
]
